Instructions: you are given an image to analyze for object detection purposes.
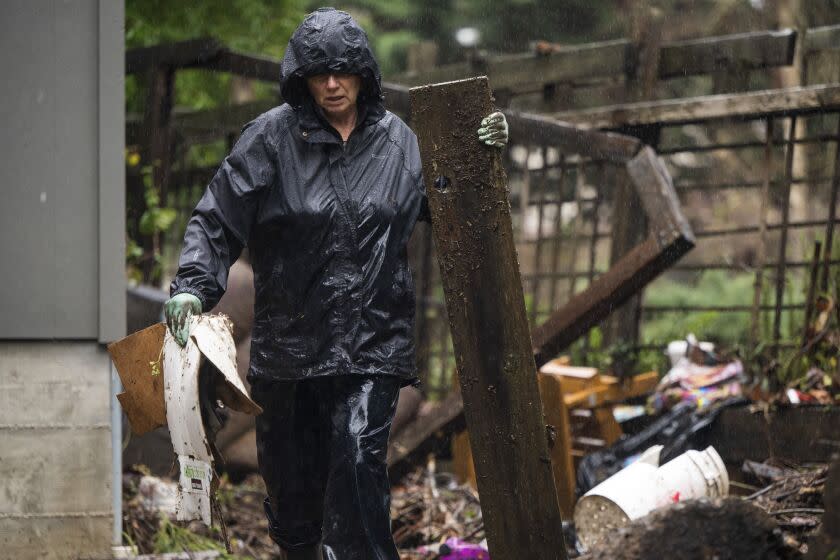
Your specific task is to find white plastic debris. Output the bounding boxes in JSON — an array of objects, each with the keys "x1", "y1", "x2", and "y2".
[
  {"x1": 138, "y1": 475, "x2": 178, "y2": 517},
  {"x1": 162, "y1": 314, "x2": 262, "y2": 526},
  {"x1": 574, "y1": 445, "x2": 729, "y2": 550}
]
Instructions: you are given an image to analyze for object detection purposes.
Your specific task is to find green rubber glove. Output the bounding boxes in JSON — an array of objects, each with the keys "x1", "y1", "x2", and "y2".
[
  {"x1": 164, "y1": 293, "x2": 202, "y2": 347},
  {"x1": 477, "y1": 111, "x2": 509, "y2": 148}
]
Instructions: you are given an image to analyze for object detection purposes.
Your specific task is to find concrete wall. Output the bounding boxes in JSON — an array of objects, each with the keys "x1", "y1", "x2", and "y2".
[
  {"x1": 0, "y1": 1, "x2": 125, "y2": 557},
  {"x1": 0, "y1": 0, "x2": 125, "y2": 341},
  {"x1": 0, "y1": 342, "x2": 113, "y2": 559}
]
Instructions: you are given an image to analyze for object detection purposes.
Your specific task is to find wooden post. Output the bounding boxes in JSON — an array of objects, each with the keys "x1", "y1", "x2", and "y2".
[
  {"x1": 607, "y1": 2, "x2": 663, "y2": 348},
  {"x1": 604, "y1": 125, "x2": 659, "y2": 349},
  {"x1": 139, "y1": 64, "x2": 175, "y2": 284},
  {"x1": 411, "y1": 77, "x2": 568, "y2": 559}
]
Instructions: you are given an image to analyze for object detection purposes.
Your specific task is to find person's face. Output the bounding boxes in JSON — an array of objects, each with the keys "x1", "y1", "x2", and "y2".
[{"x1": 305, "y1": 72, "x2": 361, "y2": 120}]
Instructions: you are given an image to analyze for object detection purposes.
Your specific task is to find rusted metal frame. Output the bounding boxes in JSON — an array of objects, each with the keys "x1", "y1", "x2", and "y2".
[
  {"x1": 772, "y1": 116, "x2": 797, "y2": 353},
  {"x1": 676, "y1": 176, "x2": 835, "y2": 192},
  {"x1": 531, "y1": 145, "x2": 695, "y2": 365},
  {"x1": 821, "y1": 115, "x2": 840, "y2": 291},
  {"x1": 583, "y1": 182, "x2": 604, "y2": 355},
  {"x1": 586, "y1": 191, "x2": 603, "y2": 288},
  {"x1": 752, "y1": 118, "x2": 775, "y2": 347},
  {"x1": 520, "y1": 229, "x2": 609, "y2": 245},
  {"x1": 803, "y1": 241, "x2": 823, "y2": 348},
  {"x1": 518, "y1": 144, "x2": 533, "y2": 240},
  {"x1": 547, "y1": 158, "x2": 568, "y2": 313},
  {"x1": 566, "y1": 161, "x2": 591, "y2": 298},
  {"x1": 529, "y1": 146, "x2": 550, "y2": 326}
]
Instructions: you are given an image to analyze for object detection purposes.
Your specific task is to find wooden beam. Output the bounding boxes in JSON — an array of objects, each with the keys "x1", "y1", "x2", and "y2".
[
  {"x1": 704, "y1": 405, "x2": 840, "y2": 464},
  {"x1": 203, "y1": 50, "x2": 281, "y2": 82},
  {"x1": 393, "y1": 28, "x2": 795, "y2": 93},
  {"x1": 802, "y1": 24, "x2": 840, "y2": 55},
  {"x1": 553, "y1": 83, "x2": 840, "y2": 129},
  {"x1": 537, "y1": 372, "x2": 576, "y2": 518},
  {"x1": 137, "y1": 87, "x2": 642, "y2": 166},
  {"x1": 412, "y1": 76, "x2": 568, "y2": 559},
  {"x1": 126, "y1": 38, "x2": 222, "y2": 74},
  {"x1": 505, "y1": 111, "x2": 641, "y2": 162},
  {"x1": 126, "y1": 27, "x2": 798, "y2": 104},
  {"x1": 658, "y1": 29, "x2": 795, "y2": 79},
  {"x1": 386, "y1": 390, "x2": 466, "y2": 476}
]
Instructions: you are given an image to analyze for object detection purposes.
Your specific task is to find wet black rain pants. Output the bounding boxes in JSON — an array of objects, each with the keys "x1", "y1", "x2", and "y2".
[{"x1": 250, "y1": 375, "x2": 401, "y2": 559}]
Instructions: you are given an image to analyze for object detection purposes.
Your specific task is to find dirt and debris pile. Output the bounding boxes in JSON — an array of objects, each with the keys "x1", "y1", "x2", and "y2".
[
  {"x1": 583, "y1": 497, "x2": 797, "y2": 560},
  {"x1": 746, "y1": 462, "x2": 829, "y2": 556},
  {"x1": 124, "y1": 471, "x2": 273, "y2": 558},
  {"x1": 124, "y1": 467, "x2": 485, "y2": 559},
  {"x1": 390, "y1": 467, "x2": 485, "y2": 557}
]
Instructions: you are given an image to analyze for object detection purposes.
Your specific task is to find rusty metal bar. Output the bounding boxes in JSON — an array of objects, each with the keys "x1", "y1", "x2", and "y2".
[
  {"x1": 803, "y1": 241, "x2": 823, "y2": 347},
  {"x1": 751, "y1": 117, "x2": 774, "y2": 347},
  {"x1": 772, "y1": 116, "x2": 797, "y2": 354},
  {"x1": 529, "y1": 146, "x2": 549, "y2": 326},
  {"x1": 547, "y1": 158, "x2": 568, "y2": 313},
  {"x1": 821, "y1": 115, "x2": 840, "y2": 291}
]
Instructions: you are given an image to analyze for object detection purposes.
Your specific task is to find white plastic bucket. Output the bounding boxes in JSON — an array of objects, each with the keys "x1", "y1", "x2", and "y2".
[
  {"x1": 654, "y1": 446, "x2": 729, "y2": 505},
  {"x1": 574, "y1": 445, "x2": 728, "y2": 550}
]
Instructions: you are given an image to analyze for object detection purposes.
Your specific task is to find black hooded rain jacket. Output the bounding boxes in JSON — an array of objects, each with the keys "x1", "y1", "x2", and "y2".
[{"x1": 171, "y1": 8, "x2": 428, "y2": 386}]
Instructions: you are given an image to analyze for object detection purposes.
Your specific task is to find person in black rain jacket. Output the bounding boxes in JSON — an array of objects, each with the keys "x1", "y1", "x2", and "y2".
[{"x1": 165, "y1": 7, "x2": 507, "y2": 560}]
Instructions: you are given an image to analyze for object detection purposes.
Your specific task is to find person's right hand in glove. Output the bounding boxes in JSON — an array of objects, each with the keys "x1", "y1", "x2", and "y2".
[{"x1": 164, "y1": 293, "x2": 202, "y2": 347}]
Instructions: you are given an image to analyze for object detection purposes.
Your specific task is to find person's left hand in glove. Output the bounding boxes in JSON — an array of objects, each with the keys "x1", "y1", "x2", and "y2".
[{"x1": 477, "y1": 111, "x2": 509, "y2": 147}]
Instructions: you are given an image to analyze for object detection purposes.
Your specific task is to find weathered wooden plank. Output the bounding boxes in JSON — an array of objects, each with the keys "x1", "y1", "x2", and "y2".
[
  {"x1": 386, "y1": 390, "x2": 465, "y2": 472},
  {"x1": 505, "y1": 111, "x2": 641, "y2": 162},
  {"x1": 703, "y1": 405, "x2": 840, "y2": 464},
  {"x1": 126, "y1": 38, "x2": 222, "y2": 74},
  {"x1": 659, "y1": 29, "x2": 795, "y2": 79},
  {"x1": 130, "y1": 88, "x2": 640, "y2": 167},
  {"x1": 203, "y1": 50, "x2": 282, "y2": 82},
  {"x1": 538, "y1": 372, "x2": 576, "y2": 518},
  {"x1": 802, "y1": 24, "x2": 840, "y2": 54},
  {"x1": 484, "y1": 41, "x2": 629, "y2": 93},
  {"x1": 626, "y1": 146, "x2": 694, "y2": 246},
  {"x1": 394, "y1": 28, "x2": 795, "y2": 93},
  {"x1": 412, "y1": 76, "x2": 568, "y2": 559},
  {"x1": 553, "y1": 83, "x2": 840, "y2": 129}
]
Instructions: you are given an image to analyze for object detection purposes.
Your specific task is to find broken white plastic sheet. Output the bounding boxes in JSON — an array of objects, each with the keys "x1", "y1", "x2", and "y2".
[{"x1": 162, "y1": 314, "x2": 262, "y2": 525}]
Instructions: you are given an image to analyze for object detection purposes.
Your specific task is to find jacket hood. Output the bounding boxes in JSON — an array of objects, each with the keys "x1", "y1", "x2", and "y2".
[{"x1": 281, "y1": 7, "x2": 384, "y2": 117}]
